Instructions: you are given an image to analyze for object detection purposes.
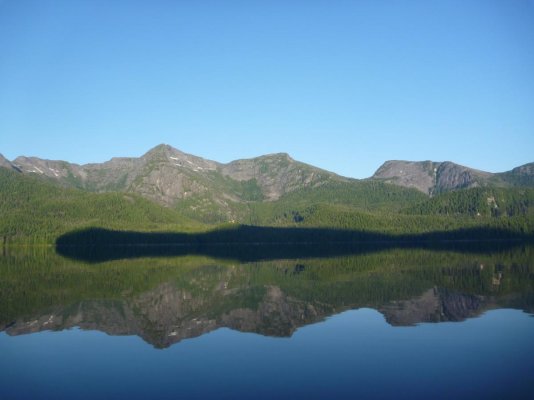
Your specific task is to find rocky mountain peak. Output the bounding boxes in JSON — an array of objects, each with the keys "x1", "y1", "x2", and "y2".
[
  {"x1": 372, "y1": 160, "x2": 438, "y2": 194},
  {"x1": 0, "y1": 154, "x2": 19, "y2": 172},
  {"x1": 496, "y1": 162, "x2": 534, "y2": 187},
  {"x1": 142, "y1": 143, "x2": 179, "y2": 160},
  {"x1": 220, "y1": 151, "x2": 337, "y2": 201},
  {"x1": 372, "y1": 159, "x2": 505, "y2": 195},
  {"x1": 142, "y1": 144, "x2": 219, "y2": 171},
  {"x1": 12, "y1": 155, "x2": 84, "y2": 181},
  {"x1": 261, "y1": 152, "x2": 293, "y2": 161},
  {"x1": 512, "y1": 162, "x2": 534, "y2": 175}
]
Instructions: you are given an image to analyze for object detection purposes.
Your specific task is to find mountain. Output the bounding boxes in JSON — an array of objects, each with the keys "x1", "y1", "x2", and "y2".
[
  {"x1": 0, "y1": 154, "x2": 19, "y2": 172},
  {"x1": 12, "y1": 144, "x2": 337, "y2": 203},
  {"x1": 9, "y1": 146, "x2": 534, "y2": 204},
  {"x1": 498, "y1": 162, "x2": 534, "y2": 187},
  {"x1": 8, "y1": 144, "x2": 429, "y2": 223},
  {"x1": 2, "y1": 145, "x2": 534, "y2": 238},
  {"x1": 371, "y1": 160, "x2": 534, "y2": 195}
]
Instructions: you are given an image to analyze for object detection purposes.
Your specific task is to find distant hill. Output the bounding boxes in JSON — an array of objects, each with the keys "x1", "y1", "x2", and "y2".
[{"x1": 372, "y1": 160, "x2": 534, "y2": 195}]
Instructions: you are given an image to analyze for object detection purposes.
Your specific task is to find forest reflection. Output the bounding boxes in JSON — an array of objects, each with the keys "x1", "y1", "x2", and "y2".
[{"x1": 1, "y1": 245, "x2": 533, "y2": 348}]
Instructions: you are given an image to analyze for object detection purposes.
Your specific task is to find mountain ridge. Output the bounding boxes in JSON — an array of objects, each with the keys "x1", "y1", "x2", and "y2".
[
  {"x1": 7, "y1": 144, "x2": 345, "y2": 211},
  {"x1": 2, "y1": 144, "x2": 533, "y2": 224},
  {"x1": 6, "y1": 144, "x2": 532, "y2": 190}
]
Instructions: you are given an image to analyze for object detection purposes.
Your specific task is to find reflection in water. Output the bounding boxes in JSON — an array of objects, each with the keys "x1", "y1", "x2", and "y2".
[{"x1": 1, "y1": 246, "x2": 533, "y2": 348}]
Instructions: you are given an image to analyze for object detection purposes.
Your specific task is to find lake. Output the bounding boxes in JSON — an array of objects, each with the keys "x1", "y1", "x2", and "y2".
[{"x1": 1, "y1": 244, "x2": 533, "y2": 399}]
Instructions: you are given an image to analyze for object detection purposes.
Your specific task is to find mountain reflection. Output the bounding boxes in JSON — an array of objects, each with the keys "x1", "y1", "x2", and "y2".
[{"x1": 1, "y1": 246, "x2": 533, "y2": 348}]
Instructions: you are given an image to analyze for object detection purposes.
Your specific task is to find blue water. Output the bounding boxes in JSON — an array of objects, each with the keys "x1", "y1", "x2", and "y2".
[{"x1": 2, "y1": 308, "x2": 533, "y2": 399}]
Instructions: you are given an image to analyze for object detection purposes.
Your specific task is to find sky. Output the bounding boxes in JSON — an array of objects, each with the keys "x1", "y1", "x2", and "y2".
[{"x1": 1, "y1": 0, "x2": 533, "y2": 179}]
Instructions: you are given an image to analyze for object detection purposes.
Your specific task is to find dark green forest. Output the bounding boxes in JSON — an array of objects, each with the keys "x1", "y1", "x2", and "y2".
[
  {"x1": 0, "y1": 168, "x2": 203, "y2": 244},
  {"x1": 405, "y1": 187, "x2": 534, "y2": 217},
  {"x1": 1, "y1": 167, "x2": 534, "y2": 245}
]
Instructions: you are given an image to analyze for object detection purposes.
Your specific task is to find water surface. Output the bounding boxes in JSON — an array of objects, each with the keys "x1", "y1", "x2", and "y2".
[{"x1": 1, "y1": 245, "x2": 533, "y2": 398}]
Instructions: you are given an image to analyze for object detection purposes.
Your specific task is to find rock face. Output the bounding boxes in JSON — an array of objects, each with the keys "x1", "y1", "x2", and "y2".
[
  {"x1": 371, "y1": 160, "x2": 532, "y2": 195},
  {"x1": 434, "y1": 162, "x2": 493, "y2": 193},
  {"x1": 371, "y1": 160, "x2": 438, "y2": 194}
]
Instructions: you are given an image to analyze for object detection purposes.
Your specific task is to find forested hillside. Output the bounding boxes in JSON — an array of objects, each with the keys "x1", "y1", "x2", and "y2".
[
  {"x1": 174, "y1": 179, "x2": 429, "y2": 224},
  {"x1": 406, "y1": 187, "x2": 534, "y2": 217},
  {"x1": 2, "y1": 155, "x2": 534, "y2": 244},
  {"x1": 0, "y1": 168, "x2": 201, "y2": 244}
]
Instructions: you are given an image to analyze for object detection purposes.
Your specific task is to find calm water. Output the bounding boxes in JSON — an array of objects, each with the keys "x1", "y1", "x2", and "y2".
[{"x1": 1, "y1": 245, "x2": 534, "y2": 399}]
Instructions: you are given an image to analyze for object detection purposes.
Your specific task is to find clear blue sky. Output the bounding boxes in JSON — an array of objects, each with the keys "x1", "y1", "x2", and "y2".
[{"x1": 1, "y1": 0, "x2": 533, "y2": 178}]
